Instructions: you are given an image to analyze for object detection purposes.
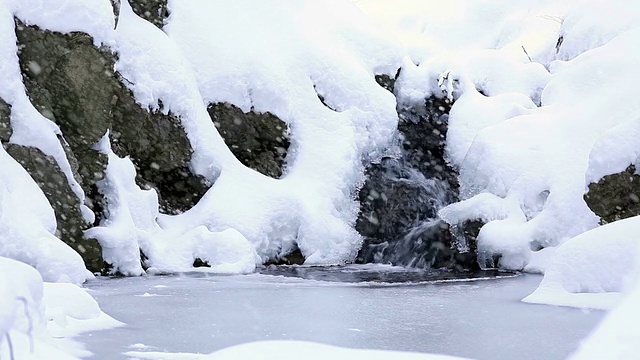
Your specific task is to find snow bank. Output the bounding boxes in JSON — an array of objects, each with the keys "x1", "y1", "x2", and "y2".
[
  {"x1": 523, "y1": 216, "x2": 640, "y2": 309},
  {"x1": 356, "y1": 0, "x2": 640, "y2": 270},
  {"x1": 125, "y1": 340, "x2": 471, "y2": 360},
  {"x1": 0, "y1": 145, "x2": 88, "y2": 284},
  {"x1": 569, "y1": 277, "x2": 640, "y2": 360},
  {"x1": 0, "y1": 257, "x2": 120, "y2": 359}
]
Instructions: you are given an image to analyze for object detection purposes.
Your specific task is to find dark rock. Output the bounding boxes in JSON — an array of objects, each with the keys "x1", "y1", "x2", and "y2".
[
  {"x1": 374, "y1": 69, "x2": 401, "y2": 94},
  {"x1": 16, "y1": 18, "x2": 113, "y2": 206},
  {"x1": 15, "y1": 19, "x2": 208, "y2": 218},
  {"x1": 111, "y1": 0, "x2": 169, "y2": 29},
  {"x1": 0, "y1": 99, "x2": 10, "y2": 142},
  {"x1": 585, "y1": 164, "x2": 640, "y2": 224},
  {"x1": 357, "y1": 96, "x2": 478, "y2": 270},
  {"x1": 264, "y1": 248, "x2": 305, "y2": 266},
  {"x1": 208, "y1": 102, "x2": 290, "y2": 178},
  {"x1": 109, "y1": 99, "x2": 209, "y2": 214},
  {"x1": 14, "y1": 19, "x2": 209, "y2": 270},
  {"x1": 3, "y1": 144, "x2": 104, "y2": 271}
]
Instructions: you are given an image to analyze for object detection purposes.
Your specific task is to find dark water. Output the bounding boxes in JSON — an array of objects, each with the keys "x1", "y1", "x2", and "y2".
[{"x1": 258, "y1": 264, "x2": 517, "y2": 284}]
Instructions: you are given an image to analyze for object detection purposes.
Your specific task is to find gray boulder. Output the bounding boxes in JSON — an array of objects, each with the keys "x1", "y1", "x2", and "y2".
[
  {"x1": 584, "y1": 164, "x2": 640, "y2": 224},
  {"x1": 208, "y1": 103, "x2": 290, "y2": 178}
]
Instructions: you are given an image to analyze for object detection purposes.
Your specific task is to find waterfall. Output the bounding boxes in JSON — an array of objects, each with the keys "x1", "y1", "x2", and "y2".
[{"x1": 357, "y1": 97, "x2": 478, "y2": 270}]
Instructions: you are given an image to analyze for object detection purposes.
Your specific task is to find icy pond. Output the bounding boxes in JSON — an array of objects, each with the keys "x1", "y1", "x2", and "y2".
[{"x1": 79, "y1": 266, "x2": 604, "y2": 360}]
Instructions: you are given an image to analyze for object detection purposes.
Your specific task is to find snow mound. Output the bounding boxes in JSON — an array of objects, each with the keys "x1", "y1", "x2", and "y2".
[
  {"x1": 86, "y1": 133, "x2": 259, "y2": 275},
  {"x1": 569, "y1": 277, "x2": 640, "y2": 360},
  {"x1": 0, "y1": 146, "x2": 88, "y2": 284},
  {"x1": 0, "y1": 257, "x2": 119, "y2": 359},
  {"x1": 125, "y1": 340, "x2": 471, "y2": 360},
  {"x1": 523, "y1": 216, "x2": 640, "y2": 310}
]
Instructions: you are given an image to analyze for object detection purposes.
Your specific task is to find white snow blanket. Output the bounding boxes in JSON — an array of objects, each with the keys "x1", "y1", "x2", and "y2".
[
  {"x1": 0, "y1": 257, "x2": 121, "y2": 359},
  {"x1": 125, "y1": 340, "x2": 470, "y2": 360}
]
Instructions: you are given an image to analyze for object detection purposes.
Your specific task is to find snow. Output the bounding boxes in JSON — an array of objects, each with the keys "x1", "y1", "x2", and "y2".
[
  {"x1": 569, "y1": 277, "x2": 640, "y2": 360},
  {"x1": 156, "y1": 0, "x2": 402, "y2": 265},
  {"x1": 86, "y1": 133, "x2": 258, "y2": 275},
  {"x1": 0, "y1": 256, "x2": 120, "y2": 360},
  {"x1": 0, "y1": 0, "x2": 639, "y2": 357},
  {"x1": 0, "y1": 144, "x2": 88, "y2": 284},
  {"x1": 523, "y1": 216, "x2": 640, "y2": 310},
  {"x1": 354, "y1": 0, "x2": 640, "y2": 273},
  {"x1": 126, "y1": 341, "x2": 470, "y2": 360}
]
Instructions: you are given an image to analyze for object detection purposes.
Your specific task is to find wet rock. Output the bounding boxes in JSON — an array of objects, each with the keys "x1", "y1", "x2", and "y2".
[
  {"x1": 208, "y1": 102, "x2": 290, "y2": 178},
  {"x1": 111, "y1": 0, "x2": 169, "y2": 29},
  {"x1": 357, "y1": 96, "x2": 478, "y2": 270},
  {"x1": 3, "y1": 144, "x2": 104, "y2": 271},
  {"x1": 0, "y1": 99, "x2": 10, "y2": 142},
  {"x1": 584, "y1": 164, "x2": 640, "y2": 224},
  {"x1": 264, "y1": 248, "x2": 305, "y2": 266}
]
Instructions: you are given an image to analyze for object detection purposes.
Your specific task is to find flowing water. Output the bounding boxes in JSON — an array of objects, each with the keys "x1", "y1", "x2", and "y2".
[{"x1": 79, "y1": 266, "x2": 604, "y2": 360}]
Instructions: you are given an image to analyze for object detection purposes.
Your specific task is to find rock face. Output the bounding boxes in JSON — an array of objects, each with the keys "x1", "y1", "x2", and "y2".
[
  {"x1": 11, "y1": 18, "x2": 209, "y2": 271},
  {"x1": 357, "y1": 78, "x2": 478, "y2": 270},
  {"x1": 208, "y1": 103, "x2": 290, "y2": 178},
  {"x1": 1, "y1": 98, "x2": 104, "y2": 270},
  {"x1": 0, "y1": 99, "x2": 10, "y2": 142},
  {"x1": 585, "y1": 165, "x2": 640, "y2": 224},
  {"x1": 111, "y1": 0, "x2": 169, "y2": 29},
  {"x1": 4, "y1": 144, "x2": 105, "y2": 271}
]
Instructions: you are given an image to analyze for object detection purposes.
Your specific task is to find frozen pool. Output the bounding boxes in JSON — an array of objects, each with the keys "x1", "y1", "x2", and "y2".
[{"x1": 79, "y1": 266, "x2": 604, "y2": 360}]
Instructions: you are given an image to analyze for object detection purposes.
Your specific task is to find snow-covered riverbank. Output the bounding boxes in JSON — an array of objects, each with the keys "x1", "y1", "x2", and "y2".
[{"x1": 79, "y1": 272, "x2": 602, "y2": 360}]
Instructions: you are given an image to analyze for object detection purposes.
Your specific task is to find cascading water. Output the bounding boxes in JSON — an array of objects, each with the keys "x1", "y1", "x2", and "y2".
[{"x1": 357, "y1": 95, "x2": 478, "y2": 270}]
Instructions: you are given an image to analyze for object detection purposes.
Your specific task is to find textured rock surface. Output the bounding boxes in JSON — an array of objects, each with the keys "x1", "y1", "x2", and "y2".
[
  {"x1": 3, "y1": 144, "x2": 104, "y2": 271},
  {"x1": 0, "y1": 99, "x2": 10, "y2": 142},
  {"x1": 16, "y1": 19, "x2": 208, "y2": 217},
  {"x1": 208, "y1": 102, "x2": 290, "y2": 178},
  {"x1": 585, "y1": 165, "x2": 640, "y2": 224},
  {"x1": 12, "y1": 19, "x2": 209, "y2": 270},
  {"x1": 111, "y1": 0, "x2": 169, "y2": 29},
  {"x1": 357, "y1": 95, "x2": 478, "y2": 270}
]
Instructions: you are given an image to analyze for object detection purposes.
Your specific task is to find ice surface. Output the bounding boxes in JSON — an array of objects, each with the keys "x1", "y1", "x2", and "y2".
[{"x1": 79, "y1": 273, "x2": 602, "y2": 360}]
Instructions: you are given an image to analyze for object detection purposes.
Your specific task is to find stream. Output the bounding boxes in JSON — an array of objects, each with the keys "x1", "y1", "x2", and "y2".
[{"x1": 79, "y1": 265, "x2": 604, "y2": 360}]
